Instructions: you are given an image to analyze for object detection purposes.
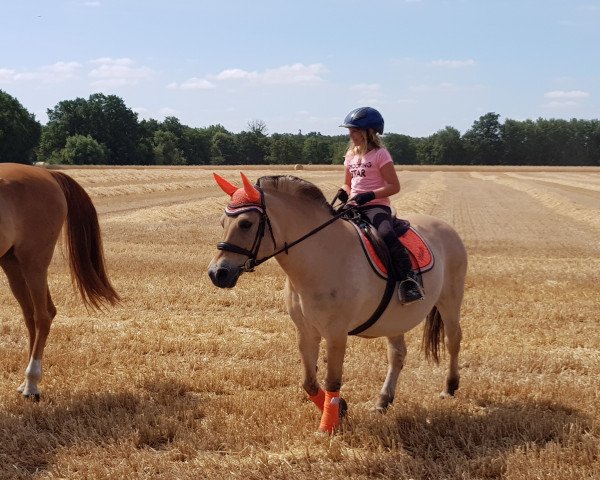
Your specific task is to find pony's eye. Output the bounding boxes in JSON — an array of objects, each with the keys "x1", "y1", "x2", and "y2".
[{"x1": 239, "y1": 219, "x2": 252, "y2": 230}]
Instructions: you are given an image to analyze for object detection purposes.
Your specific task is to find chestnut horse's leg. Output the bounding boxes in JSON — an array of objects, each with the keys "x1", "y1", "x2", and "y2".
[
  {"x1": 2, "y1": 244, "x2": 57, "y2": 400},
  {"x1": 376, "y1": 333, "x2": 407, "y2": 412},
  {"x1": 19, "y1": 262, "x2": 56, "y2": 400},
  {"x1": 0, "y1": 253, "x2": 37, "y2": 396}
]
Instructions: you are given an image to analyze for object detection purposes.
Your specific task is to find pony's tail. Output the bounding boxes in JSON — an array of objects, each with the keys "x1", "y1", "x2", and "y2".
[
  {"x1": 49, "y1": 170, "x2": 120, "y2": 310},
  {"x1": 422, "y1": 306, "x2": 444, "y2": 364}
]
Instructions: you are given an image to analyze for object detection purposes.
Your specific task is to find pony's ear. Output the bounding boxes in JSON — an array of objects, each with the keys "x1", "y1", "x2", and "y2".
[
  {"x1": 213, "y1": 173, "x2": 238, "y2": 196},
  {"x1": 240, "y1": 172, "x2": 261, "y2": 203}
]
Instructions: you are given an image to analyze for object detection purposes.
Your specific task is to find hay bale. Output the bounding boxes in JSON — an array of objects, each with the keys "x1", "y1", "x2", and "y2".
[{"x1": 294, "y1": 164, "x2": 304, "y2": 170}]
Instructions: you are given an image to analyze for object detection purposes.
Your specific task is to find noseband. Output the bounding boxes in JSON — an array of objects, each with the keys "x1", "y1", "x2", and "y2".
[{"x1": 217, "y1": 187, "x2": 356, "y2": 273}]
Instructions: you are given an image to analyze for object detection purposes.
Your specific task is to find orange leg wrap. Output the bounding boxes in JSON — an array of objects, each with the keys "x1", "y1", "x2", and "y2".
[
  {"x1": 308, "y1": 388, "x2": 325, "y2": 411},
  {"x1": 318, "y1": 390, "x2": 340, "y2": 434}
]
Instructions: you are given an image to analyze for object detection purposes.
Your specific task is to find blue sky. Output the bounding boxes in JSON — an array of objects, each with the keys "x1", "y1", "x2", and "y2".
[{"x1": 1, "y1": 0, "x2": 599, "y2": 137}]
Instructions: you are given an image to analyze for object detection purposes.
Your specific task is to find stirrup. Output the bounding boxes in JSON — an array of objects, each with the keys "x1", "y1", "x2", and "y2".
[{"x1": 398, "y1": 277, "x2": 424, "y2": 304}]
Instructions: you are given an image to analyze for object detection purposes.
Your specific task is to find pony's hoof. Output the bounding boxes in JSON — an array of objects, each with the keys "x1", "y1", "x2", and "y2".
[
  {"x1": 374, "y1": 393, "x2": 393, "y2": 412},
  {"x1": 23, "y1": 393, "x2": 41, "y2": 402},
  {"x1": 439, "y1": 391, "x2": 454, "y2": 399}
]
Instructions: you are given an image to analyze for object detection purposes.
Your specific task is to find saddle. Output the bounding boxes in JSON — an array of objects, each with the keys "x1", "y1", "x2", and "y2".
[{"x1": 347, "y1": 213, "x2": 434, "y2": 280}]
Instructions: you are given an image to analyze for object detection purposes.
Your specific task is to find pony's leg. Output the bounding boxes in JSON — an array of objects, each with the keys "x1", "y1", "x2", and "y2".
[
  {"x1": 296, "y1": 325, "x2": 323, "y2": 407},
  {"x1": 436, "y1": 301, "x2": 462, "y2": 398},
  {"x1": 376, "y1": 334, "x2": 407, "y2": 412},
  {"x1": 323, "y1": 335, "x2": 347, "y2": 393},
  {"x1": 318, "y1": 334, "x2": 348, "y2": 433},
  {"x1": 0, "y1": 254, "x2": 36, "y2": 395}
]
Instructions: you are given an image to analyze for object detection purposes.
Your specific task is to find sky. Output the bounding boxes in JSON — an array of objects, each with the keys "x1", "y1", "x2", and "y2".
[{"x1": 1, "y1": 0, "x2": 599, "y2": 137}]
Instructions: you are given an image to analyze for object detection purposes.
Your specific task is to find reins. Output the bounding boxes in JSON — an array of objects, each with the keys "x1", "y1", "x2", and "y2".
[{"x1": 254, "y1": 206, "x2": 357, "y2": 267}]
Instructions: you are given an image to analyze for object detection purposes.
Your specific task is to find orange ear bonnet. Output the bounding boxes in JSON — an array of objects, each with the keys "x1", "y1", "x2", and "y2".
[{"x1": 213, "y1": 172, "x2": 264, "y2": 215}]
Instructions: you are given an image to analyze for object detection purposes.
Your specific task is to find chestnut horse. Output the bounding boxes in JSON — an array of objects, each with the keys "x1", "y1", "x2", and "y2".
[
  {"x1": 0, "y1": 163, "x2": 119, "y2": 400},
  {"x1": 208, "y1": 173, "x2": 467, "y2": 433}
]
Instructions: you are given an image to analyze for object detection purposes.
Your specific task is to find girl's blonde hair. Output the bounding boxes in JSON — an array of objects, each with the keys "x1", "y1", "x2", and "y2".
[{"x1": 346, "y1": 128, "x2": 384, "y2": 158}]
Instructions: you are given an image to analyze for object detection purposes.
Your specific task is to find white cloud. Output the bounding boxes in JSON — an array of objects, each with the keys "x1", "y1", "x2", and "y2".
[
  {"x1": 544, "y1": 90, "x2": 590, "y2": 99},
  {"x1": 88, "y1": 57, "x2": 153, "y2": 87},
  {"x1": 0, "y1": 62, "x2": 82, "y2": 84},
  {"x1": 216, "y1": 68, "x2": 256, "y2": 81},
  {"x1": 170, "y1": 63, "x2": 328, "y2": 91},
  {"x1": 213, "y1": 63, "x2": 328, "y2": 86},
  {"x1": 261, "y1": 63, "x2": 327, "y2": 85},
  {"x1": 0, "y1": 68, "x2": 17, "y2": 83},
  {"x1": 429, "y1": 59, "x2": 476, "y2": 68},
  {"x1": 543, "y1": 91, "x2": 590, "y2": 109},
  {"x1": 179, "y1": 77, "x2": 215, "y2": 90}
]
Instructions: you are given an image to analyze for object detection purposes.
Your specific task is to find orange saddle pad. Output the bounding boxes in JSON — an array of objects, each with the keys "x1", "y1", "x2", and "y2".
[{"x1": 352, "y1": 222, "x2": 434, "y2": 279}]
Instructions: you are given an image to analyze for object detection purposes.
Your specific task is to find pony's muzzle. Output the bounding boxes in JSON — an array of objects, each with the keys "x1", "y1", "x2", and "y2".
[{"x1": 208, "y1": 262, "x2": 241, "y2": 288}]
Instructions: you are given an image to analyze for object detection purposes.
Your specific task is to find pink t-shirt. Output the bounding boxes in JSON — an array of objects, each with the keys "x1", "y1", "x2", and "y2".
[{"x1": 344, "y1": 147, "x2": 394, "y2": 207}]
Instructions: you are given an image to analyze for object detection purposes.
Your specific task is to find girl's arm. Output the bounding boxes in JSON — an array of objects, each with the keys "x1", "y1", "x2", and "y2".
[{"x1": 372, "y1": 161, "x2": 400, "y2": 199}]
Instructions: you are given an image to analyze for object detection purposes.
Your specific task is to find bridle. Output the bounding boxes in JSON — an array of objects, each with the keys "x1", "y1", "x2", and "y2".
[
  {"x1": 217, "y1": 188, "x2": 276, "y2": 272},
  {"x1": 217, "y1": 187, "x2": 357, "y2": 273}
]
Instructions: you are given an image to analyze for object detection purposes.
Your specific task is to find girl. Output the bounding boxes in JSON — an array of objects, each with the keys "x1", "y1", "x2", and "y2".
[{"x1": 338, "y1": 106, "x2": 423, "y2": 304}]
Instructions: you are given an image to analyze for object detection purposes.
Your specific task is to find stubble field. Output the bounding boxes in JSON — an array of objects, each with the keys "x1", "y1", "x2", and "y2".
[{"x1": 0, "y1": 165, "x2": 598, "y2": 479}]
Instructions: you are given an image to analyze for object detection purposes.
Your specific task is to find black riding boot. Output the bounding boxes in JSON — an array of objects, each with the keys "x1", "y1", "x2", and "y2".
[{"x1": 388, "y1": 243, "x2": 424, "y2": 304}]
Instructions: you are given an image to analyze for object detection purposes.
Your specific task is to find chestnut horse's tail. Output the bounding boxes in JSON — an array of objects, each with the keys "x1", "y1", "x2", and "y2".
[
  {"x1": 422, "y1": 306, "x2": 445, "y2": 364},
  {"x1": 49, "y1": 170, "x2": 120, "y2": 310}
]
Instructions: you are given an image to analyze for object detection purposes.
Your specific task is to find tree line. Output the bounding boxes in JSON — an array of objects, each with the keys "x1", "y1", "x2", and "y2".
[{"x1": 1, "y1": 90, "x2": 599, "y2": 166}]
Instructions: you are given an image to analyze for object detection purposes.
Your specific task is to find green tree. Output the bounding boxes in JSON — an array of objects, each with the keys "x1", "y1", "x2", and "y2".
[
  {"x1": 502, "y1": 119, "x2": 540, "y2": 165},
  {"x1": 0, "y1": 90, "x2": 41, "y2": 163},
  {"x1": 330, "y1": 138, "x2": 348, "y2": 165},
  {"x1": 463, "y1": 112, "x2": 504, "y2": 165},
  {"x1": 268, "y1": 133, "x2": 303, "y2": 165},
  {"x1": 211, "y1": 131, "x2": 238, "y2": 165},
  {"x1": 236, "y1": 121, "x2": 268, "y2": 165},
  {"x1": 416, "y1": 136, "x2": 435, "y2": 165},
  {"x1": 152, "y1": 130, "x2": 186, "y2": 165},
  {"x1": 39, "y1": 93, "x2": 143, "y2": 165},
  {"x1": 384, "y1": 133, "x2": 418, "y2": 164},
  {"x1": 432, "y1": 126, "x2": 465, "y2": 164},
  {"x1": 53, "y1": 134, "x2": 109, "y2": 165},
  {"x1": 182, "y1": 127, "x2": 212, "y2": 165},
  {"x1": 580, "y1": 119, "x2": 600, "y2": 166},
  {"x1": 302, "y1": 133, "x2": 331, "y2": 164}
]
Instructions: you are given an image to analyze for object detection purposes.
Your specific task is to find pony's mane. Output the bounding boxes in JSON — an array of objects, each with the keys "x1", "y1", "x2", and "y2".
[{"x1": 256, "y1": 175, "x2": 334, "y2": 214}]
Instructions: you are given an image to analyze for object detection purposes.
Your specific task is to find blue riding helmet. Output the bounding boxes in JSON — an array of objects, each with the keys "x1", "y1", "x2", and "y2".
[{"x1": 340, "y1": 107, "x2": 384, "y2": 134}]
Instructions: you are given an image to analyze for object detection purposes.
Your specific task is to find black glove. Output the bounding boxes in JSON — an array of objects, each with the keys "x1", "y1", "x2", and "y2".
[
  {"x1": 336, "y1": 188, "x2": 349, "y2": 203},
  {"x1": 353, "y1": 191, "x2": 376, "y2": 206}
]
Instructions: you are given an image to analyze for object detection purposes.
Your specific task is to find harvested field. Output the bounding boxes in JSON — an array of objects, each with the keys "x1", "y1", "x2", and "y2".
[{"x1": 1, "y1": 165, "x2": 598, "y2": 479}]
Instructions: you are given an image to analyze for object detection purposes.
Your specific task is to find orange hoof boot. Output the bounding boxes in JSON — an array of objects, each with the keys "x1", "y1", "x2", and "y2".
[{"x1": 318, "y1": 391, "x2": 347, "y2": 434}]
